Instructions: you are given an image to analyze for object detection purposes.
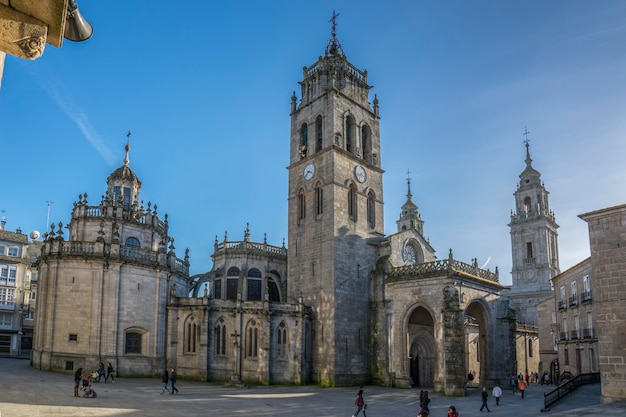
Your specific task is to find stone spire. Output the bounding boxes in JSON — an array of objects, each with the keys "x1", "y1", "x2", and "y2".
[{"x1": 396, "y1": 170, "x2": 424, "y2": 234}]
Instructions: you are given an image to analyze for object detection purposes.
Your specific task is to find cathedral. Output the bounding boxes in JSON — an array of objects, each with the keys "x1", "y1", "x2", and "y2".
[{"x1": 31, "y1": 18, "x2": 558, "y2": 394}]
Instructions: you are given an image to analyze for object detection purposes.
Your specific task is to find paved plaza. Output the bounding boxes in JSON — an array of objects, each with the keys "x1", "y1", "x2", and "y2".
[{"x1": 1, "y1": 358, "x2": 625, "y2": 417}]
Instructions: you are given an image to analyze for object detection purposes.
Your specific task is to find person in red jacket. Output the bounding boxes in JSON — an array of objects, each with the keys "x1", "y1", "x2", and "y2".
[
  {"x1": 448, "y1": 405, "x2": 459, "y2": 417},
  {"x1": 352, "y1": 386, "x2": 367, "y2": 417}
]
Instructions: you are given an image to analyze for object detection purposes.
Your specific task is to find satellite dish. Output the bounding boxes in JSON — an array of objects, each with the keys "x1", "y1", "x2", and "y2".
[{"x1": 30, "y1": 230, "x2": 41, "y2": 240}]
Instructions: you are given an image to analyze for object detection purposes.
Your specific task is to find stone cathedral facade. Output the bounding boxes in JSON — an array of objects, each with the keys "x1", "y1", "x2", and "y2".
[{"x1": 32, "y1": 21, "x2": 556, "y2": 395}]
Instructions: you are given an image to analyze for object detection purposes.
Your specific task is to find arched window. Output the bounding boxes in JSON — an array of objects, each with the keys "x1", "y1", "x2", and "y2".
[
  {"x1": 348, "y1": 183, "x2": 357, "y2": 220},
  {"x1": 315, "y1": 116, "x2": 323, "y2": 152},
  {"x1": 214, "y1": 279, "x2": 222, "y2": 299},
  {"x1": 268, "y1": 279, "x2": 280, "y2": 302},
  {"x1": 346, "y1": 116, "x2": 355, "y2": 153},
  {"x1": 185, "y1": 316, "x2": 198, "y2": 353},
  {"x1": 277, "y1": 322, "x2": 288, "y2": 358},
  {"x1": 361, "y1": 125, "x2": 371, "y2": 162},
  {"x1": 226, "y1": 267, "x2": 239, "y2": 300},
  {"x1": 367, "y1": 190, "x2": 375, "y2": 228},
  {"x1": 125, "y1": 237, "x2": 140, "y2": 247},
  {"x1": 298, "y1": 188, "x2": 306, "y2": 224},
  {"x1": 124, "y1": 329, "x2": 145, "y2": 354},
  {"x1": 314, "y1": 182, "x2": 323, "y2": 216},
  {"x1": 246, "y1": 319, "x2": 259, "y2": 358},
  {"x1": 524, "y1": 196, "x2": 532, "y2": 213},
  {"x1": 215, "y1": 318, "x2": 227, "y2": 356},
  {"x1": 300, "y1": 123, "x2": 308, "y2": 152},
  {"x1": 247, "y1": 268, "x2": 262, "y2": 301}
]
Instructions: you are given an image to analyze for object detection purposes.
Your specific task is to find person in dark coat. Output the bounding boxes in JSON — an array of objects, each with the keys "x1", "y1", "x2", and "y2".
[
  {"x1": 160, "y1": 369, "x2": 170, "y2": 395},
  {"x1": 74, "y1": 368, "x2": 83, "y2": 397},
  {"x1": 480, "y1": 386, "x2": 491, "y2": 412},
  {"x1": 170, "y1": 368, "x2": 178, "y2": 394}
]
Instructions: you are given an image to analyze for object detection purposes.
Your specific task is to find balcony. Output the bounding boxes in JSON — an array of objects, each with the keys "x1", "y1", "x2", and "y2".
[
  {"x1": 582, "y1": 328, "x2": 594, "y2": 339},
  {"x1": 569, "y1": 295, "x2": 578, "y2": 307},
  {"x1": 581, "y1": 290, "x2": 592, "y2": 303},
  {"x1": 558, "y1": 300, "x2": 567, "y2": 310},
  {"x1": 570, "y1": 330, "x2": 580, "y2": 340},
  {"x1": 559, "y1": 331, "x2": 568, "y2": 341}
]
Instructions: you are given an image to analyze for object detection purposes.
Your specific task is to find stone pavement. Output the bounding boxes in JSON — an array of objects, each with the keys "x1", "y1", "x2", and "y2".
[{"x1": 1, "y1": 358, "x2": 625, "y2": 417}]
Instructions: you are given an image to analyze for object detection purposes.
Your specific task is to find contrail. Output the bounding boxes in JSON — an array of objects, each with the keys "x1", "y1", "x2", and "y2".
[{"x1": 481, "y1": 256, "x2": 492, "y2": 269}]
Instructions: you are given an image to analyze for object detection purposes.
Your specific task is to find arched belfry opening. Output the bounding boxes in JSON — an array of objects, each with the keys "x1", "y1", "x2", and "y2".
[
  {"x1": 407, "y1": 306, "x2": 436, "y2": 388},
  {"x1": 464, "y1": 301, "x2": 492, "y2": 385}
]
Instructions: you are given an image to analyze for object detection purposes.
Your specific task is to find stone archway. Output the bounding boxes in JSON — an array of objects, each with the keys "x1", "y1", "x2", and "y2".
[
  {"x1": 464, "y1": 301, "x2": 492, "y2": 385},
  {"x1": 408, "y1": 306, "x2": 436, "y2": 388}
]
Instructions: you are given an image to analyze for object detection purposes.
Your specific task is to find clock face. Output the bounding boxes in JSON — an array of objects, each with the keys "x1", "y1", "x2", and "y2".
[
  {"x1": 303, "y1": 164, "x2": 315, "y2": 180},
  {"x1": 403, "y1": 244, "x2": 417, "y2": 265},
  {"x1": 355, "y1": 165, "x2": 367, "y2": 183}
]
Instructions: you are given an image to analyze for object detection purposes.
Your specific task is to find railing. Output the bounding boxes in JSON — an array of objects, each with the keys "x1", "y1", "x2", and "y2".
[
  {"x1": 120, "y1": 246, "x2": 157, "y2": 263},
  {"x1": 582, "y1": 328, "x2": 594, "y2": 339},
  {"x1": 214, "y1": 240, "x2": 287, "y2": 257},
  {"x1": 558, "y1": 300, "x2": 567, "y2": 310},
  {"x1": 559, "y1": 331, "x2": 568, "y2": 341},
  {"x1": 389, "y1": 258, "x2": 499, "y2": 283},
  {"x1": 581, "y1": 290, "x2": 592, "y2": 303},
  {"x1": 569, "y1": 295, "x2": 578, "y2": 306},
  {"x1": 61, "y1": 241, "x2": 96, "y2": 255},
  {"x1": 569, "y1": 330, "x2": 580, "y2": 340},
  {"x1": 543, "y1": 372, "x2": 600, "y2": 411},
  {"x1": 304, "y1": 58, "x2": 368, "y2": 84}
]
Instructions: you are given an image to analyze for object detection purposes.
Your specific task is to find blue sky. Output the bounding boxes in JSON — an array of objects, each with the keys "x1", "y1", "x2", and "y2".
[{"x1": 1, "y1": 1, "x2": 625, "y2": 284}]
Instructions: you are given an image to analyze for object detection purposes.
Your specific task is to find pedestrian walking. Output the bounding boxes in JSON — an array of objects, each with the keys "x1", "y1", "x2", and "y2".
[
  {"x1": 518, "y1": 379, "x2": 527, "y2": 398},
  {"x1": 510, "y1": 375, "x2": 517, "y2": 393},
  {"x1": 352, "y1": 386, "x2": 367, "y2": 417},
  {"x1": 448, "y1": 405, "x2": 459, "y2": 417},
  {"x1": 97, "y1": 362, "x2": 105, "y2": 383},
  {"x1": 480, "y1": 387, "x2": 491, "y2": 412},
  {"x1": 160, "y1": 369, "x2": 170, "y2": 395},
  {"x1": 170, "y1": 368, "x2": 178, "y2": 394},
  {"x1": 492, "y1": 384, "x2": 502, "y2": 405},
  {"x1": 105, "y1": 362, "x2": 115, "y2": 383},
  {"x1": 422, "y1": 391, "x2": 430, "y2": 414}
]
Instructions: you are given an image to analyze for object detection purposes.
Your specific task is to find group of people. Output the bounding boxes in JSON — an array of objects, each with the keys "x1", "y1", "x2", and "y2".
[
  {"x1": 72, "y1": 362, "x2": 116, "y2": 398},
  {"x1": 510, "y1": 374, "x2": 528, "y2": 398},
  {"x1": 161, "y1": 368, "x2": 179, "y2": 395}
]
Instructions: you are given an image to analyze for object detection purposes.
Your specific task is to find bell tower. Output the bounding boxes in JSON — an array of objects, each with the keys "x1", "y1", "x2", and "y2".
[
  {"x1": 287, "y1": 12, "x2": 384, "y2": 386},
  {"x1": 508, "y1": 131, "x2": 560, "y2": 325}
]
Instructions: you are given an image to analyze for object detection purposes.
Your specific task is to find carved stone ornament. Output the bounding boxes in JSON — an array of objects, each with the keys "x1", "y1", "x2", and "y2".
[{"x1": 14, "y1": 36, "x2": 45, "y2": 58}]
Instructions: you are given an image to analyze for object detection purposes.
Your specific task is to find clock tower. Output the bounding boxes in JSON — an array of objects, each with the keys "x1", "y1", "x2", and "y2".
[
  {"x1": 287, "y1": 13, "x2": 384, "y2": 386},
  {"x1": 508, "y1": 135, "x2": 560, "y2": 325}
]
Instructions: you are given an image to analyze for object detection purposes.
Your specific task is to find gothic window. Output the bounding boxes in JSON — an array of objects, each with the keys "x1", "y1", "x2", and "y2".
[
  {"x1": 314, "y1": 182, "x2": 323, "y2": 216},
  {"x1": 247, "y1": 268, "x2": 262, "y2": 301},
  {"x1": 214, "y1": 279, "x2": 222, "y2": 299},
  {"x1": 315, "y1": 116, "x2": 323, "y2": 152},
  {"x1": 524, "y1": 196, "x2": 532, "y2": 213},
  {"x1": 125, "y1": 330, "x2": 144, "y2": 354},
  {"x1": 361, "y1": 125, "x2": 371, "y2": 162},
  {"x1": 277, "y1": 322, "x2": 288, "y2": 359},
  {"x1": 345, "y1": 116, "x2": 355, "y2": 153},
  {"x1": 246, "y1": 320, "x2": 259, "y2": 358},
  {"x1": 298, "y1": 188, "x2": 306, "y2": 224},
  {"x1": 348, "y1": 183, "x2": 357, "y2": 220},
  {"x1": 268, "y1": 279, "x2": 280, "y2": 302},
  {"x1": 184, "y1": 316, "x2": 197, "y2": 353},
  {"x1": 215, "y1": 318, "x2": 227, "y2": 356},
  {"x1": 125, "y1": 237, "x2": 140, "y2": 247},
  {"x1": 367, "y1": 190, "x2": 375, "y2": 228}
]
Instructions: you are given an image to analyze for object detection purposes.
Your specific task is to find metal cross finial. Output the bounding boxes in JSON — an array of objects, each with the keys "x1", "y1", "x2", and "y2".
[
  {"x1": 523, "y1": 126, "x2": 530, "y2": 146},
  {"x1": 406, "y1": 168, "x2": 411, "y2": 181},
  {"x1": 126, "y1": 130, "x2": 132, "y2": 144},
  {"x1": 326, "y1": 10, "x2": 343, "y2": 56}
]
